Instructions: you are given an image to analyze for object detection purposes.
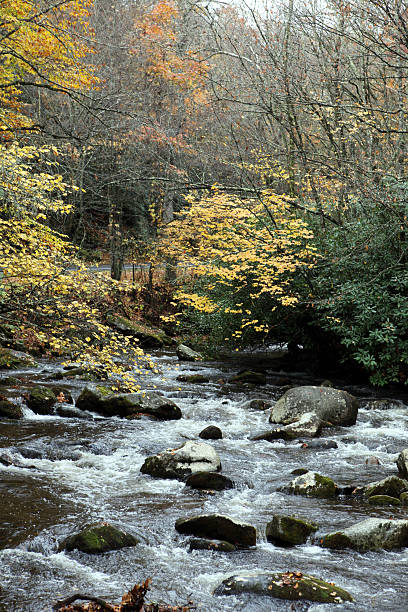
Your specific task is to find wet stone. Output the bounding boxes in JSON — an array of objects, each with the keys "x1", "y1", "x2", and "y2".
[
  {"x1": 59, "y1": 523, "x2": 139, "y2": 554},
  {"x1": 266, "y1": 515, "x2": 318, "y2": 546},
  {"x1": 188, "y1": 538, "x2": 237, "y2": 552},
  {"x1": 175, "y1": 514, "x2": 256, "y2": 547},
  {"x1": 285, "y1": 471, "x2": 338, "y2": 498},
  {"x1": 367, "y1": 495, "x2": 401, "y2": 506},
  {"x1": 26, "y1": 386, "x2": 56, "y2": 415},
  {"x1": 185, "y1": 471, "x2": 233, "y2": 491},
  {"x1": 320, "y1": 518, "x2": 408, "y2": 552},
  {"x1": 0, "y1": 399, "x2": 23, "y2": 419},
  {"x1": 229, "y1": 370, "x2": 266, "y2": 385},
  {"x1": 199, "y1": 425, "x2": 222, "y2": 440}
]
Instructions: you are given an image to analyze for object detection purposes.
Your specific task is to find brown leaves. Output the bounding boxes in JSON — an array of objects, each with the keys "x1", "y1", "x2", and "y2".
[{"x1": 54, "y1": 579, "x2": 195, "y2": 612}]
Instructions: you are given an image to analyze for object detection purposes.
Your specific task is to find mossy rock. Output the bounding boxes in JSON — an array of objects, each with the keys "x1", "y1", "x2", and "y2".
[
  {"x1": 26, "y1": 386, "x2": 56, "y2": 415},
  {"x1": 176, "y1": 344, "x2": 203, "y2": 361},
  {"x1": 364, "y1": 476, "x2": 408, "y2": 499},
  {"x1": 214, "y1": 571, "x2": 353, "y2": 603},
  {"x1": 401, "y1": 492, "x2": 408, "y2": 505},
  {"x1": 368, "y1": 495, "x2": 401, "y2": 506},
  {"x1": 59, "y1": 523, "x2": 138, "y2": 554},
  {"x1": 229, "y1": 370, "x2": 266, "y2": 385},
  {"x1": 0, "y1": 376, "x2": 21, "y2": 386},
  {"x1": 0, "y1": 348, "x2": 37, "y2": 370},
  {"x1": 0, "y1": 400, "x2": 23, "y2": 419},
  {"x1": 320, "y1": 518, "x2": 408, "y2": 552},
  {"x1": 266, "y1": 515, "x2": 318, "y2": 546},
  {"x1": 286, "y1": 471, "x2": 338, "y2": 498},
  {"x1": 198, "y1": 425, "x2": 222, "y2": 440}
]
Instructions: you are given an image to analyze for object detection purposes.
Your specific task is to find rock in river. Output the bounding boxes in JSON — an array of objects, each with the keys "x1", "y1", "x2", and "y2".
[
  {"x1": 0, "y1": 399, "x2": 23, "y2": 419},
  {"x1": 363, "y1": 475, "x2": 408, "y2": 499},
  {"x1": 176, "y1": 344, "x2": 202, "y2": 361},
  {"x1": 199, "y1": 425, "x2": 223, "y2": 440},
  {"x1": 140, "y1": 441, "x2": 221, "y2": 480},
  {"x1": 26, "y1": 386, "x2": 56, "y2": 415},
  {"x1": 270, "y1": 385, "x2": 358, "y2": 427},
  {"x1": 59, "y1": 523, "x2": 139, "y2": 554},
  {"x1": 266, "y1": 515, "x2": 318, "y2": 546},
  {"x1": 214, "y1": 571, "x2": 353, "y2": 603},
  {"x1": 185, "y1": 471, "x2": 233, "y2": 491},
  {"x1": 189, "y1": 538, "x2": 236, "y2": 552},
  {"x1": 284, "y1": 471, "x2": 338, "y2": 498},
  {"x1": 175, "y1": 514, "x2": 256, "y2": 547},
  {"x1": 396, "y1": 449, "x2": 408, "y2": 479},
  {"x1": 320, "y1": 518, "x2": 408, "y2": 552},
  {"x1": 76, "y1": 386, "x2": 182, "y2": 420}
]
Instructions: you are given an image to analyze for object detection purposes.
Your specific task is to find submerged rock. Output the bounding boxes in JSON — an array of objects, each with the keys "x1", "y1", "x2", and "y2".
[
  {"x1": 59, "y1": 523, "x2": 138, "y2": 554},
  {"x1": 243, "y1": 399, "x2": 270, "y2": 411},
  {"x1": 270, "y1": 386, "x2": 358, "y2": 427},
  {"x1": 367, "y1": 495, "x2": 401, "y2": 506},
  {"x1": 214, "y1": 571, "x2": 353, "y2": 603},
  {"x1": 199, "y1": 425, "x2": 222, "y2": 440},
  {"x1": 76, "y1": 386, "x2": 182, "y2": 420},
  {"x1": 320, "y1": 518, "x2": 408, "y2": 552},
  {"x1": 26, "y1": 386, "x2": 56, "y2": 415},
  {"x1": 300, "y1": 439, "x2": 338, "y2": 449},
  {"x1": 266, "y1": 515, "x2": 318, "y2": 546},
  {"x1": 285, "y1": 471, "x2": 338, "y2": 498},
  {"x1": 229, "y1": 370, "x2": 266, "y2": 385},
  {"x1": 0, "y1": 399, "x2": 23, "y2": 419},
  {"x1": 175, "y1": 514, "x2": 256, "y2": 547},
  {"x1": 189, "y1": 538, "x2": 236, "y2": 552},
  {"x1": 140, "y1": 441, "x2": 221, "y2": 480},
  {"x1": 176, "y1": 344, "x2": 202, "y2": 361},
  {"x1": 185, "y1": 471, "x2": 233, "y2": 491}
]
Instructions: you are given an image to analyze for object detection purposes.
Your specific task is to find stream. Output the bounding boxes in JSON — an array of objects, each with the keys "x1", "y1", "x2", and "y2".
[{"x1": 1, "y1": 351, "x2": 408, "y2": 611}]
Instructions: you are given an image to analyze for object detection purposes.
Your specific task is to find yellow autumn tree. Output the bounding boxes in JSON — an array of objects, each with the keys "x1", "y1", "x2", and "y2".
[{"x1": 161, "y1": 161, "x2": 317, "y2": 345}]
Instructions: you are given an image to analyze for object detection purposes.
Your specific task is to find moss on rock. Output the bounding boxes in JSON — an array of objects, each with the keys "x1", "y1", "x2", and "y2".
[
  {"x1": 286, "y1": 471, "x2": 338, "y2": 498},
  {"x1": 368, "y1": 495, "x2": 401, "y2": 506},
  {"x1": 26, "y1": 386, "x2": 56, "y2": 415},
  {"x1": 0, "y1": 400, "x2": 23, "y2": 419},
  {"x1": 266, "y1": 515, "x2": 318, "y2": 546},
  {"x1": 59, "y1": 523, "x2": 138, "y2": 554}
]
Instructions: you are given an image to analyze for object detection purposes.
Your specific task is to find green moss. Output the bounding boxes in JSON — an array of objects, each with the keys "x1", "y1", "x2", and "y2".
[
  {"x1": 0, "y1": 400, "x2": 23, "y2": 419},
  {"x1": 368, "y1": 495, "x2": 401, "y2": 506},
  {"x1": 60, "y1": 523, "x2": 138, "y2": 554},
  {"x1": 26, "y1": 386, "x2": 56, "y2": 414},
  {"x1": 266, "y1": 515, "x2": 318, "y2": 546},
  {"x1": 266, "y1": 573, "x2": 353, "y2": 603},
  {"x1": 314, "y1": 474, "x2": 338, "y2": 497},
  {"x1": 320, "y1": 532, "x2": 352, "y2": 550}
]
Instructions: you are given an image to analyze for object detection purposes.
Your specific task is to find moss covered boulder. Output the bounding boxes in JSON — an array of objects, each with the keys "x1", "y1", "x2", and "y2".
[
  {"x1": 177, "y1": 374, "x2": 209, "y2": 383},
  {"x1": 285, "y1": 471, "x2": 338, "y2": 498},
  {"x1": 141, "y1": 441, "x2": 220, "y2": 480},
  {"x1": 106, "y1": 314, "x2": 172, "y2": 348},
  {"x1": 229, "y1": 370, "x2": 266, "y2": 385},
  {"x1": 214, "y1": 571, "x2": 353, "y2": 603},
  {"x1": 0, "y1": 400, "x2": 23, "y2": 419},
  {"x1": 266, "y1": 515, "x2": 318, "y2": 546},
  {"x1": 270, "y1": 386, "x2": 358, "y2": 427},
  {"x1": 320, "y1": 518, "x2": 408, "y2": 552},
  {"x1": 367, "y1": 495, "x2": 401, "y2": 506},
  {"x1": 364, "y1": 475, "x2": 408, "y2": 499},
  {"x1": 0, "y1": 348, "x2": 37, "y2": 370},
  {"x1": 76, "y1": 386, "x2": 182, "y2": 420},
  {"x1": 175, "y1": 514, "x2": 256, "y2": 547},
  {"x1": 59, "y1": 523, "x2": 138, "y2": 554},
  {"x1": 26, "y1": 386, "x2": 56, "y2": 415}
]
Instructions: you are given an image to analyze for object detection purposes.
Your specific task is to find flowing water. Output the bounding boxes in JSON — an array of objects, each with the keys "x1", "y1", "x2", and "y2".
[{"x1": 1, "y1": 353, "x2": 408, "y2": 611}]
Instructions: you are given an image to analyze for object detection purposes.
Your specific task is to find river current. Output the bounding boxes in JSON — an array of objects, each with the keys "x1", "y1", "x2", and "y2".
[{"x1": 1, "y1": 352, "x2": 408, "y2": 611}]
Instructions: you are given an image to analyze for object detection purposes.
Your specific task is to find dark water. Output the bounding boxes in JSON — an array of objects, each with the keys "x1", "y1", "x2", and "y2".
[{"x1": 1, "y1": 354, "x2": 408, "y2": 611}]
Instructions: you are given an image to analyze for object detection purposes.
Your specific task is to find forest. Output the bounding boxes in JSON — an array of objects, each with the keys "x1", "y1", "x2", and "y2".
[{"x1": 2, "y1": 0, "x2": 408, "y2": 386}]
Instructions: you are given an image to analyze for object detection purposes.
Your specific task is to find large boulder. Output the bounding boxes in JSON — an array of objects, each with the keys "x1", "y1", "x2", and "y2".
[
  {"x1": 266, "y1": 515, "x2": 318, "y2": 546},
  {"x1": 285, "y1": 471, "x2": 338, "y2": 498},
  {"x1": 270, "y1": 386, "x2": 358, "y2": 427},
  {"x1": 106, "y1": 314, "x2": 172, "y2": 348},
  {"x1": 363, "y1": 475, "x2": 408, "y2": 499},
  {"x1": 214, "y1": 571, "x2": 353, "y2": 604},
  {"x1": 176, "y1": 344, "x2": 202, "y2": 361},
  {"x1": 199, "y1": 425, "x2": 222, "y2": 440},
  {"x1": 175, "y1": 514, "x2": 256, "y2": 547},
  {"x1": 320, "y1": 518, "x2": 408, "y2": 552},
  {"x1": 59, "y1": 523, "x2": 138, "y2": 554},
  {"x1": 0, "y1": 399, "x2": 23, "y2": 419},
  {"x1": 396, "y1": 449, "x2": 408, "y2": 478},
  {"x1": 26, "y1": 386, "x2": 56, "y2": 415},
  {"x1": 76, "y1": 386, "x2": 182, "y2": 420},
  {"x1": 140, "y1": 441, "x2": 221, "y2": 480},
  {"x1": 0, "y1": 348, "x2": 37, "y2": 370}
]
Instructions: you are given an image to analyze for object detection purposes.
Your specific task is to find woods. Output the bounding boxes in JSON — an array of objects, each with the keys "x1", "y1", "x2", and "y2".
[{"x1": 1, "y1": 0, "x2": 408, "y2": 385}]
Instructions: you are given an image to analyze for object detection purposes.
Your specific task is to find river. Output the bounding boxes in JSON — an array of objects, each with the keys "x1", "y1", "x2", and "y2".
[{"x1": 1, "y1": 351, "x2": 408, "y2": 611}]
